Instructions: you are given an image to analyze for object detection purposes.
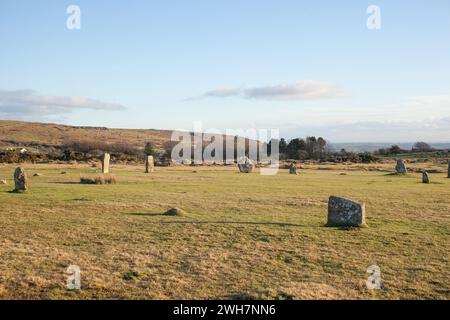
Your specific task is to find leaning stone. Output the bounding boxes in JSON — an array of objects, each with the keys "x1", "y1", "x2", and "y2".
[
  {"x1": 289, "y1": 163, "x2": 297, "y2": 174},
  {"x1": 395, "y1": 159, "x2": 407, "y2": 174},
  {"x1": 327, "y1": 196, "x2": 366, "y2": 227},
  {"x1": 101, "y1": 153, "x2": 110, "y2": 174},
  {"x1": 145, "y1": 155, "x2": 154, "y2": 173},
  {"x1": 14, "y1": 167, "x2": 28, "y2": 192},
  {"x1": 422, "y1": 171, "x2": 430, "y2": 184}
]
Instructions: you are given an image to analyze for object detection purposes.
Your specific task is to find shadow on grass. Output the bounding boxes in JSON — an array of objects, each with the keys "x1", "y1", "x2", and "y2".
[
  {"x1": 128, "y1": 212, "x2": 306, "y2": 227},
  {"x1": 414, "y1": 181, "x2": 444, "y2": 185},
  {"x1": 130, "y1": 212, "x2": 166, "y2": 217},
  {"x1": 48, "y1": 181, "x2": 81, "y2": 185},
  {"x1": 6, "y1": 190, "x2": 27, "y2": 194}
]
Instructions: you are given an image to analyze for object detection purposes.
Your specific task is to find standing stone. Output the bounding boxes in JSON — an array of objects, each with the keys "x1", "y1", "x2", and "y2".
[
  {"x1": 422, "y1": 171, "x2": 430, "y2": 184},
  {"x1": 238, "y1": 157, "x2": 254, "y2": 173},
  {"x1": 327, "y1": 196, "x2": 366, "y2": 227},
  {"x1": 447, "y1": 161, "x2": 450, "y2": 178},
  {"x1": 145, "y1": 155, "x2": 154, "y2": 173},
  {"x1": 289, "y1": 163, "x2": 297, "y2": 175},
  {"x1": 101, "y1": 153, "x2": 110, "y2": 174},
  {"x1": 395, "y1": 159, "x2": 407, "y2": 174},
  {"x1": 14, "y1": 167, "x2": 28, "y2": 192}
]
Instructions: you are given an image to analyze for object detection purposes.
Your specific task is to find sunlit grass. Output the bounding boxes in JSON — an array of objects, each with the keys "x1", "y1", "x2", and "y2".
[{"x1": 0, "y1": 163, "x2": 448, "y2": 299}]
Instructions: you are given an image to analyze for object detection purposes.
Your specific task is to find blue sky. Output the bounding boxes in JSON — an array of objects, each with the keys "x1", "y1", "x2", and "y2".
[{"x1": 1, "y1": 0, "x2": 449, "y2": 142}]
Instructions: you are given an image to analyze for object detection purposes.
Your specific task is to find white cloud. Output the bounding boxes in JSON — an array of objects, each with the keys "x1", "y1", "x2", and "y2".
[
  {"x1": 202, "y1": 94, "x2": 450, "y2": 142},
  {"x1": 189, "y1": 80, "x2": 348, "y2": 101},
  {"x1": 0, "y1": 89, "x2": 126, "y2": 116}
]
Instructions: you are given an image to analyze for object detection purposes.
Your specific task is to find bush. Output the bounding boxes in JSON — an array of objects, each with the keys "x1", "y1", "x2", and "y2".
[{"x1": 359, "y1": 152, "x2": 380, "y2": 163}]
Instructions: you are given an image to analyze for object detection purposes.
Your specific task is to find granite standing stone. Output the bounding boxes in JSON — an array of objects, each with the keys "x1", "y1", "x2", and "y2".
[
  {"x1": 101, "y1": 153, "x2": 110, "y2": 174},
  {"x1": 289, "y1": 163, "x2": 297, "y2": 174},
  {"x1": 327, "y1": 196, "x2": 366, "y2": 227},
  {"x1": 448, "y1": 161, "x2": 450, "y2": 178},
  {"x1": 238, "y1": 157, "x2": 254, "y2": 173},
  {"x1": 14, "y1": 167, "x2": 28, "y2": 191},
  {"x1": 422, "y1": 171, "x2": 430, "y2": 184},
  {"x1": 395, "y1": 159, "x2": 407, "y2": 174},
  {"x1": 145, "y1": 155, "x2": 154, "y2": 173}
]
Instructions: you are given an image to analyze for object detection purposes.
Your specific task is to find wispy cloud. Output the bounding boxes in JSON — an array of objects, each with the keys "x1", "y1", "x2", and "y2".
[
  {"x1": 188, "y1": 80, "x2": 348, "y2": 101},
  {"x1": 284, "y1": 117, "x2": 450, "y2": 143},
  {"x1": 254, "y1": 94, "x2": 450, "y2": 142},
  {"x1": 0, "y1": 89, "x2": 126, "y2": 116}
]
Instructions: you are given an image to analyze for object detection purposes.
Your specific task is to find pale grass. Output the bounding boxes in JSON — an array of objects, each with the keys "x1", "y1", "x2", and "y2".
[{"x1": 0, "y1": 162, "x2": 448, "y2": 299}]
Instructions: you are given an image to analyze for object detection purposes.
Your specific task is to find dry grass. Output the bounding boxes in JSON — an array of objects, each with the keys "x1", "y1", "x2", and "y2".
[
  {"x1": 0, "y1": 120, "x2": 172, "y2": 149},
  {"x1": 0, "y1": 162, "x2": 448, "y2": 300}
]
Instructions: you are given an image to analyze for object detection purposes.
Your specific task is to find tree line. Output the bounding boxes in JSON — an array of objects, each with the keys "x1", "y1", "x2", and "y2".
[{"x1": 0, "y1": 138, "x2": 447, "y2": 164}]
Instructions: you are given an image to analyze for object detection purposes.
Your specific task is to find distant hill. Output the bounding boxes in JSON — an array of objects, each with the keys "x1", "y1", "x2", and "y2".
[
  {"x1": 0, "y1": 120, "x2": 173, "y2": 150},
  {"x1": 2, "y1": 120, "x2": 449, "y2": 154},
  {"x1": 331, "y1": 142, "x2": 450, "y2": 152}
]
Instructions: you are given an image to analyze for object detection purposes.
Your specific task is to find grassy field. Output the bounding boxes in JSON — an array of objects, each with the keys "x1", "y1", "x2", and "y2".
[{"x1": 0, "y1": 163, "x2": 449, "y2": 299}]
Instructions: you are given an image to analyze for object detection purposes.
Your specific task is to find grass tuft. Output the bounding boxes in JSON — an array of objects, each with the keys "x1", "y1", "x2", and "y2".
[{"x1": 80, "y1": 176, "x2": 117, "y2": 185}]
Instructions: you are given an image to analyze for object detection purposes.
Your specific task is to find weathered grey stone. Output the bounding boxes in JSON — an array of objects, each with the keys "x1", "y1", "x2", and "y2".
[
  {"x1": 289, "y1": 163, "x2": 297, "y2": 175},
  {"x1": 14, "y1": 167, "x2": 28, "y2": 191},
  {"x1": 327, "y1": 196, "x2": 366, "y2": 227},
  {"x1": 145, "y1": 155, "x2": 154, "y2": 173},
  {"x1": 238, "y1": 157, "x2": 254, "y2": 173},
  {"x1": 395, "y1": 159, "x2": 407, "y2": 174},
  {"x1": 238, "y1": 163, "x2": 254, "y2": 173},
  {"x1": 422, "y1": 171, "x2": 430, "y2": 184},
  {"x1": 101, "y1": 153, "x2": 110, "y2": 174},
  {"x1": 181, "y1": 159, "x2": 192, "y2": 165}
]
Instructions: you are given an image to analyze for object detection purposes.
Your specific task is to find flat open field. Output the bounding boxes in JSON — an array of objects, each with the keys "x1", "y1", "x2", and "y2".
[{"x1": 0, "y1": 163, "x2": 449, "y2": 299}]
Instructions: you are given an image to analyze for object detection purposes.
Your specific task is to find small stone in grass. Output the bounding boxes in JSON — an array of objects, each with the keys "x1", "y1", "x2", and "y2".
[{"x1": 163, "y1": 207, "x2": 186, "y2": 216}]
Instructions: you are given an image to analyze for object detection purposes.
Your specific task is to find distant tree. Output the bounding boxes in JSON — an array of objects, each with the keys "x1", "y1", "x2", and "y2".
[
  {"x1": 279, "y1": 138, "x2": 288, "y2": 155},
  {"x1": 267, "y1": 139, "x2": 277, "y2": 156},
  {"x1": 298, "y1": 139, "x2": 307, "y2": 151},
  {"x1": 144, "y1": 142, "x2": 156, "y2": 156},
  {"x1": 412, "y1": 142, "x2": 433, "y2": 152},
  {"x1": 162, "y1": 141, "x2": 178, "y2": 160},
  {"x1": 389, "y1": 145, "x2": 402, "y2": 155},
  {"x1": 286, "y1": 138, "x2": 302, "y2": 159},
  {"x1": 375, "y1": 148, "x2": 388, "y2": 156},
  {"x1": 317, "y1": 137, "x2": 327, "y2": 158},
  {"x1": 359, "y1": 152, "x2": 380, "y2": 163}
]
